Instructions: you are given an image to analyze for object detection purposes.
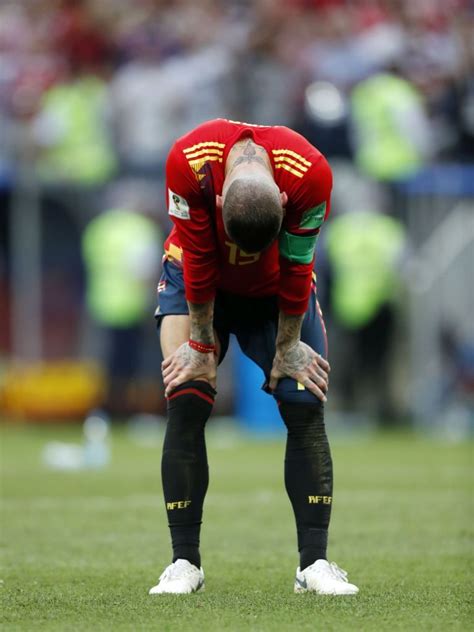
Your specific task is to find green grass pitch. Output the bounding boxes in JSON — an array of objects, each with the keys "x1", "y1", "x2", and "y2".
[{"x1": 1, "y1": 422, "x2": 473, "y2": 631}]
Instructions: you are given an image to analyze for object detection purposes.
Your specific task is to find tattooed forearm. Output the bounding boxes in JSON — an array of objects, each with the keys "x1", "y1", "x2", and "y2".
[
  {"x1": 270, "y1": 310, "x2": 330, "y2": 401},
  {"x1": 228, "y1": 140, "x2": 267, "y2": 172},
  {"x1": 275, "y1": 311, "x2": 304, "y2": 352},
  {"x1": 188, "y1": 300, "x2": 215, "y2": 344}
]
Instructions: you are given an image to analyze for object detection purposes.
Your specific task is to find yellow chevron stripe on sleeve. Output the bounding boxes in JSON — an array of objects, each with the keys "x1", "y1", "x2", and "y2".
[
  {"x1": 188, "y1": 155, "x2": 223, "y2": 166},
  {"x1": 272, "y1": 149, "x2": 312, "y2": 167},
  {"x1": 184, "y1": 147, "x2": 224, "y2": 159},
  {"x1": 183, "y1": 141, "x2": 225, "y2": 154},
  {"x1": 274, "y1": 156, "x2": 309, "y2": 172},
  {"x1": 275, "y1": 163, "x2": 305, "y2": 178}
]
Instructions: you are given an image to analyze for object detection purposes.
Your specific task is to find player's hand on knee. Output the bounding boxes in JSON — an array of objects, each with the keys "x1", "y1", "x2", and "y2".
[
  {"x1": 269, "y1": 342, "x2": 330, "y2": 402},
  {"x1": 162, "y1": 342, "x2": 217, "y2": 396}
]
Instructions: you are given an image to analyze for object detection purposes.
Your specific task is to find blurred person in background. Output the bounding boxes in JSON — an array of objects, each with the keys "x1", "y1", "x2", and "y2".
[
  {"x1": 149, "y1": 118, "x2": 359, "y2": 596},
  {"x1": 325, "y1": 209, "x2": 406, "y2": 424},
  {"x1": 0, "y1": 0, "x2": 115, "y2": 186},
  {"x1": 81, "y1": 180, "x2": 162, "y2": 419},
  {"x1": 439, "y1": 325, "x2": 474, "y2": 437},
  {"x1": 394, "y1": 0, "x2": 470, "y2": 159},
  {"x1": 109, "y1": 0, "x2": 236, "y2": 176},
  {"x1": 350, "y1": 66, "x2": 432, "y2": 182},
  {"x1": 0, "y1": 1, "x2": 67, "y2": 178},
  {"x1": 299, "y1": 2, "x2": 405, "y2": 93},
  {"x1": 228, "y1": 2, "x2": 305, "y2": 126},
  {"x1": 32, "y1": 53, "x2": 115, "y2": 187},
  {"x1": 454, "y1": 12, "x2": 474, "y2": 160}
]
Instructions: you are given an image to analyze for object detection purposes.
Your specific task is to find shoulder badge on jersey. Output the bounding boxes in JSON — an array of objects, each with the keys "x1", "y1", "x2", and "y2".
[{"x1": 168, "y1": 189, "x2": 190, "y2": 220}]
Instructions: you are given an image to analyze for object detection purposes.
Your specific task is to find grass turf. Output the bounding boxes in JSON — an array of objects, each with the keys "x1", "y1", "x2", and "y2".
[{"x1": 1, "y1": 422, "x2": 472, "y2": 631}]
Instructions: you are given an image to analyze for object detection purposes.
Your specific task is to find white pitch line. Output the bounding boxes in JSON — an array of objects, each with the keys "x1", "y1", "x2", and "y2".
[
  {"x1": 0, "y1": 490, "x2": 281, "y2": 510},
  {"x1": 1, "y1": 488, "x2": 467, "y2": 511}
]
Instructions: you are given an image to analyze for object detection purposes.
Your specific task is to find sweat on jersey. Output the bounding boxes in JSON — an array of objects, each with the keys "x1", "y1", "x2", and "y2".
[{"x1": 164, "y1": 118, "x2": 332, "y2": 315}]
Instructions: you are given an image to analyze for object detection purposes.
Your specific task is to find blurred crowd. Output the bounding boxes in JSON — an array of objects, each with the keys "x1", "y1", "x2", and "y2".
[
  {"x1": 1, "y1": 0, "x2": 473, "y2": 185},
  {"x1": 1, "y1": 0, "x2": 473, "y2": 425}
]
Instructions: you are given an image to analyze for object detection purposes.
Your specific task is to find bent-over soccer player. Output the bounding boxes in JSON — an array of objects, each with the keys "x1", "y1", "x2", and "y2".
[{"x1": 150, "y1": 118, "x2": 358, "y2": 595}]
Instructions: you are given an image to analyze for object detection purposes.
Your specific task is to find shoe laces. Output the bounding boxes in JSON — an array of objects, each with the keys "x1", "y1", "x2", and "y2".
[{"x1": 328, "y1": 562, "x2": 348, "y2": 582}]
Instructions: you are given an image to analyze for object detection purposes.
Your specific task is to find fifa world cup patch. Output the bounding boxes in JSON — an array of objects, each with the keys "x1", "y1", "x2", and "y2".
[{"x1": 168, "y1": 189, "x2": 190, "y2": 220}]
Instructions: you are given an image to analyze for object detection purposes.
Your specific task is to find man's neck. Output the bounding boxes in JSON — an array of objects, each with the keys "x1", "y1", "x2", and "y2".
[{"x1": 225, "y1": 139, "x2": 272, "y2": 177}]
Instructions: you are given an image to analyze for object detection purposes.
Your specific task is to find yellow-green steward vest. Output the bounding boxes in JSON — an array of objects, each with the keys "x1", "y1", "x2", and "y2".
[
  {"x1": 37, "y1": 76, "x2": 116, "y2": 185},
  {"x1": 326, "y1": 212, "x2": 405, "y2": 329},
  {"x1": 351, "y1": 74, "x2": 426, "y2": 181},
  {"x1": 82, "y1": 210, "x2": 161, "y2": 327}
]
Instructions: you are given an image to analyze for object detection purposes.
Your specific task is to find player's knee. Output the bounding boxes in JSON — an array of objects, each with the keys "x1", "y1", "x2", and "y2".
[
  {"x1": 165, "y1": 380, "x2": 216, "y2": 444},
  {"x1": 278, "y1": 399, "x2": 325, "y2": 431},
  {"x1": 167, "y1": 379, "x2": 216, "y2": 407},
  {"x1": 278, "y1": 399, "x2": 328, "y2": 445}
]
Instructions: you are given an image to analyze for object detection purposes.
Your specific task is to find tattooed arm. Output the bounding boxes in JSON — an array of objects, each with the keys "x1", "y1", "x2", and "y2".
[
  {"x1": 188, "y1": 301, "x2": 215, "y2": 345},
  {"x1": 268, "y1": 311, "x2": 330, "y2": 402},
  {"x1": 162, "y1": 301, "x2": 218, "y2": 396}
]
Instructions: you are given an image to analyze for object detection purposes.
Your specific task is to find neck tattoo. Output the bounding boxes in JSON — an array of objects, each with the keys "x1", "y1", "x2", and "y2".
[{"x1": 228, "y1": 140, "x2": 268, "y2": 173}]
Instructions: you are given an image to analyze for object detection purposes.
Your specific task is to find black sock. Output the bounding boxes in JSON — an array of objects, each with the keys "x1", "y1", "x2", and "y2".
[
  {"x1": 279, "y1": 401, "x2": 333, "y2": 571},
  {"x1": 161, "y1": 380, "x2": 216, "y2": 569}
]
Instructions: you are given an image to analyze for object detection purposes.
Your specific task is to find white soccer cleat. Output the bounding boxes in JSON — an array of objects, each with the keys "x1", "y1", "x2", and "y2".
[
  {"x1": 149, "y1": 559, "x2": 205, "y2": 595},
  {"x1": 294, "y1": 559, "x2": 359, "y2": 595}
]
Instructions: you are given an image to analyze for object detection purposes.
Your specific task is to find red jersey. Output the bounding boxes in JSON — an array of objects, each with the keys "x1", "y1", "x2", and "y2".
[{"x1": 164, "y1": 118, "x2": 332, "y2": 315}]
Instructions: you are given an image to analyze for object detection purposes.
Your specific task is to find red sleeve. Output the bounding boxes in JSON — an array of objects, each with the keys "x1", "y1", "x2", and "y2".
[
  {"x1": 278, "y1": 155, "x2": 332, "y2": 315},
  {"x1": 166, "y1": 144, "x2": 218, "y2": 304}
]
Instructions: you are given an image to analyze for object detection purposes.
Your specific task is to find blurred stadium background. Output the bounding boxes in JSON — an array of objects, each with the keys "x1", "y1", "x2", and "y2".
[
  {"x1": 1, "y1": 0, "x2": 473, "y2": 432},
  {"x1": 1, "y1": 1, "x2": 473, "y2": 629}
]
